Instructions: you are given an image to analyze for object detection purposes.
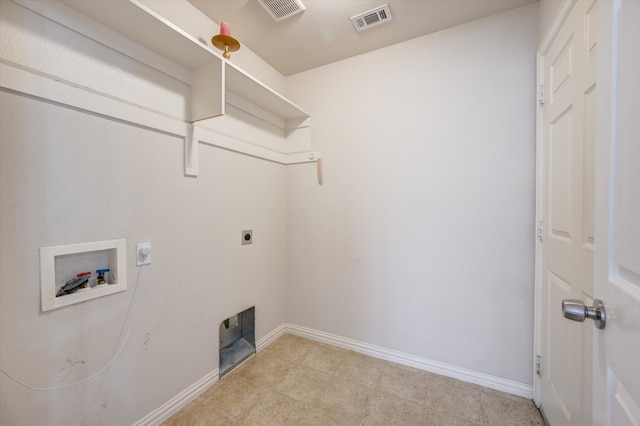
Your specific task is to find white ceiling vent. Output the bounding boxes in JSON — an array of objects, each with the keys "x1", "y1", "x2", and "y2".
[
  {"x1": 350, "y1": 4, "x2": 393, "y2": 32},
  {"x1": 258, "y1": 0, "x2": 306, "y2": 22}
]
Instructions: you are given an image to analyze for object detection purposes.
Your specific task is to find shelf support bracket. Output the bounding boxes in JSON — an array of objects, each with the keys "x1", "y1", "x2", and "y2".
[{"x1": 185, "y1": 124, "x2": 199, "y2": 177}]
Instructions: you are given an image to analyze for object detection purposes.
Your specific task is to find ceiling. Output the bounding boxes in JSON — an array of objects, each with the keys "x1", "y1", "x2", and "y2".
[{"x1": 188, "y1": 0, "x2": 537, "y2": 76}]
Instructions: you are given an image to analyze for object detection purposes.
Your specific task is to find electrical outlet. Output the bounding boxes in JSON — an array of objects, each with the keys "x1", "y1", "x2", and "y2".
[
  {"x1": 241, "y1": 230, "x2": 253, "y2": 245},
  {"x1": 136, "y1": 242, "x2": 152, "y2": 266}
]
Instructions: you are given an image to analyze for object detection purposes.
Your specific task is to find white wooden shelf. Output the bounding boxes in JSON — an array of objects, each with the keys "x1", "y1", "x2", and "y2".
[
  {"x1": 57, "y1": 0, "x2": 318, "y2": 178},
  {"x1": 61, "y1": 0, "x2": 310, "y2": 128},
  {"x1": 225, "y1": 65, "x2": 308, "y2": 125}
]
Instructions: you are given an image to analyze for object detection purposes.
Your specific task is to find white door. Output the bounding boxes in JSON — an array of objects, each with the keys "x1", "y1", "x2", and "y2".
[
  {"x1": 593, "y1": 0, "x2": 640, "y2": 424},
  {"x1": 538, "y1": 1, "x2": 598, "y2": 425}
]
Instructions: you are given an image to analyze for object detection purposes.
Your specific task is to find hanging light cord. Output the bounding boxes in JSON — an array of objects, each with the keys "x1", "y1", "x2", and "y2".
[{"x1": 0, "y1": 267, "x2": 145, "y2": 392}]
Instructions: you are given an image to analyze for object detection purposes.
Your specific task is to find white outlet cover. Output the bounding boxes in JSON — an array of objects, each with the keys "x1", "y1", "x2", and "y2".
[{"x1": 136, "y1": 242, "x2": 151, "y2": 266}]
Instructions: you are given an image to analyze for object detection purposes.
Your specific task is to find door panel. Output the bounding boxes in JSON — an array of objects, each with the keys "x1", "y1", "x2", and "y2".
[
  {"x1": 549, "y1": 106, "x2": 574, "y2": 241},
  {"x1": 594, "y1": 1, "x2": 640, "y2": 424},
  {"x1": 582, "y1": 84, "x2": 596, "y2": 247},
  {"x1": 546, "y1": 271, "x2": 580, "y2": 423},
  {"x1": 540, "y1": 1, "x2": 597, "y2": 425}
]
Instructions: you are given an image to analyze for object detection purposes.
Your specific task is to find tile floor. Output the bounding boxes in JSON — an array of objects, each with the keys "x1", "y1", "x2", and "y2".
[{"x1": 162, "y1": 334, "x2": 545, "y2": 425}]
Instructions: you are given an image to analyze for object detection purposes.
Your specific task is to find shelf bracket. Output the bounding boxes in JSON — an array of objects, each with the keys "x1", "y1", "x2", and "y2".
[{"x1": 185, "y1": 124, "x2": 199, "y2": 177}]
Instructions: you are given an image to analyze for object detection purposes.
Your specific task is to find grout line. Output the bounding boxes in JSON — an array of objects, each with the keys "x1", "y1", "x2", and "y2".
[{"x1": 162, "y1": 333, "x2": 543, "y2": 426}]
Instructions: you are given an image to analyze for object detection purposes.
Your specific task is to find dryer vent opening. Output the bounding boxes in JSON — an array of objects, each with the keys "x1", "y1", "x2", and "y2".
[{"x1": 219, "y1": 307, "x2": 255, "y2": 377}]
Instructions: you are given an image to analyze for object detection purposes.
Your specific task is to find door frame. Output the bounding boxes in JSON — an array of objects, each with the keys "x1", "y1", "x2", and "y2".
[{"x1": 533, "y1": 0, "x2": 577, "y2": 409}]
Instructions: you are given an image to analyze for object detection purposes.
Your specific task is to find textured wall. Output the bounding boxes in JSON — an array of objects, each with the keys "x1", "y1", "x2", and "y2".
[
  {"x1": 0, "y1": 1, "x2": 287, "y2": 424},
  {"x1": 285, "y1": 3, "x2": 539, "y2": 386}
]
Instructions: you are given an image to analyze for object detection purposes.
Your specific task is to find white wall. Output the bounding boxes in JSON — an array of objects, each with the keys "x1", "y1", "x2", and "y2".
[
  {"x1": 1, "y1": 0, "x2": 540, "y2": 423},
  {"x1": 285, "y1": 3, "x2": 538, "y2": 386},
  {"x1": 0, "y1": 1, "x2": 286, "y2": 425}
]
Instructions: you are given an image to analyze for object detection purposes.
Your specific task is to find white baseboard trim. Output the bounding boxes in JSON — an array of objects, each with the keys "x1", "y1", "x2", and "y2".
[
  {"x1": 133, "y1": 322, "x2": 533, "y2": 425},
  {"x1": 285, "y1": 323, "x2": 533, "y2": 400},
  {"x1": 133, "y1": 324, "x2": 286, "y2": 426},
  {"x1": 132, "y1": 369, "x2": 218, "y2": 426},
  {"x1": 256, "y1": 323, "x2": 287, "y2": 353}
]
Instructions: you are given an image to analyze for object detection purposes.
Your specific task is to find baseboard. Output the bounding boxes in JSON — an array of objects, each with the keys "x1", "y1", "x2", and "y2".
[
  {"x1": 256, "y1": 323, "x2": 287, "y2": 352},
  {"x1": 133, "y1": 324, "x2": 286, "y2": 425},
  {"x1": 285, "y1": 323, "x2": 533, "y2": 400},
  {"x1": 133, "y1": 322, "x2": 533, "y2": 425},
  {"x1": 132, "y1": 369, "x2": 219, "y2": 426}
]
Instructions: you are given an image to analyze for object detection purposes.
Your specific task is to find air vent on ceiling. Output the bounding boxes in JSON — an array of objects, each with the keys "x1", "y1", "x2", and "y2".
[
  {"x1": 258, "y1": 0, "x2": 306, "y2": 22},
  {"x1": 350, "y1": 4, "x2": 393, "y2": 32}
]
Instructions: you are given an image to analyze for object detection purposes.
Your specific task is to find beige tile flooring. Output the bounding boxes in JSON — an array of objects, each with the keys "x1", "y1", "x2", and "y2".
[{"x1": 162, "y1": 334, "x2": 545, "y2": 426}]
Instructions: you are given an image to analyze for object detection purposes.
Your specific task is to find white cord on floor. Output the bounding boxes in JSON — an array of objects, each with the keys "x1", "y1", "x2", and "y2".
[{"x1": 0, "y1": 266, "x2": 145, "y2": 392}]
